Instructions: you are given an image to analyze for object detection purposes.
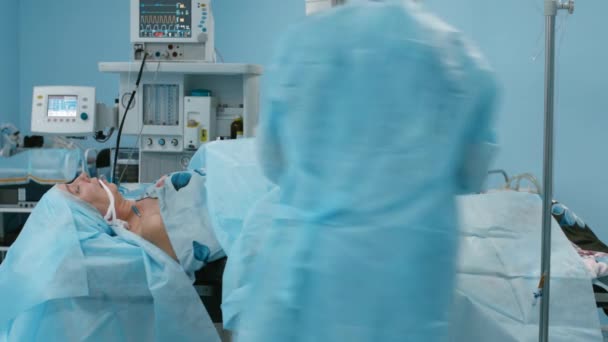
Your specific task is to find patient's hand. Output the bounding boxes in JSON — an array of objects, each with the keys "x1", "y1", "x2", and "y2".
[{"x1": 155, "y1": 175, "x2": 168, "y2": 188}]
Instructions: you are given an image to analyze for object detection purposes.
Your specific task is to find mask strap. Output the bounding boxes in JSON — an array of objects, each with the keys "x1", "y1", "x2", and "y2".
[
  {"x1": 99, "y1": 179, "x2": 127, "y2": 228},
  {"x1": 99, "y1": 179, "x2": 116, "y2": 222}
]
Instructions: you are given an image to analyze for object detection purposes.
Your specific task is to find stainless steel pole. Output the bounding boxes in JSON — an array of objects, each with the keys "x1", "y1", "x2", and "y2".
[
  {"x1": 539, "y1": 1, "x2": 573, "y2": 341},
  {"x1": 539, "y1": 3, "x2": 556, "y2": 340}
]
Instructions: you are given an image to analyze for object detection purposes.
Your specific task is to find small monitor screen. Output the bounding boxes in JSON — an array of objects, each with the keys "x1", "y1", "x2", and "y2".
[
  {"x1": 139, "y1": 0, "x2": 192, "y2": 38},
  {"x1": 47, "y1": 95, "x2": 78, "y2": 117}
]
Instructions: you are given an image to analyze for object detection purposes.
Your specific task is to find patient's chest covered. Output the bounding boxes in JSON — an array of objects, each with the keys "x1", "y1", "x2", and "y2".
[{"x1": 154, "y1": 168, "x2": 224, "y2": 279}]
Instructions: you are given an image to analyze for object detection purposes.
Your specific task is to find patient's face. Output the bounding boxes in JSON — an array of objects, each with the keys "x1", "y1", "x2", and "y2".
[{"x1": 59, "y1": 173, "x2": 121, "y2": 215}]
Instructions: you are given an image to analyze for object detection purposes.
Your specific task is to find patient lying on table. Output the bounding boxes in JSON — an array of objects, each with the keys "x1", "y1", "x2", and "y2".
[
  {"x1": 0, "y1": 168, "x2": 223, "y2": 342},
  {"x1": 60, "y1": 171, "x2": 223, "y2": 278},
  {"x1": 60, "y1": 173, "x2": 177, "y2": 260}
]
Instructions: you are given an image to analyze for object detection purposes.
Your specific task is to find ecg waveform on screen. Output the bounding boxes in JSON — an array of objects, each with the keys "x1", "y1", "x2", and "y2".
[
  {"x1": 139, "y1": 1, "x2": 192, "y2": 38},
  {"x1": 141, "y1": 15, "x2": 177, "y2": 24}
]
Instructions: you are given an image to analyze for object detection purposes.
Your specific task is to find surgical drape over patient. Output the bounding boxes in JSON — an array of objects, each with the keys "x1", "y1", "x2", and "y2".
[
  {"x1": 0, "y1": 187, "x2": 220, "y2": 341},
  {"x1": 232, "y1": 1, "x2": 498, "y2": 341}
]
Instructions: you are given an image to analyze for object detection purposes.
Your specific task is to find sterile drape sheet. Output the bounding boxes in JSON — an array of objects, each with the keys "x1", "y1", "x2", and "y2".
[
  {"x1": 453, "y1": 191, "x2": 602, "y2": 341},
  {"x1": 196, "y1": 139, "x2": 602, "y2": 341}
]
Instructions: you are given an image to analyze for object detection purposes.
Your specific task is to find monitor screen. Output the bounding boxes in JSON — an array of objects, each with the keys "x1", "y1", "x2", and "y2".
[
  {"x1": 139, "y1": 0, "x2": 192, "y2": 38},
  {"x1": 47, "y1": 95, "x2": 78, "y2": 117}
]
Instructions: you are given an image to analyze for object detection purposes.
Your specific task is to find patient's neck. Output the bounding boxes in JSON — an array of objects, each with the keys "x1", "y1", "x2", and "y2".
[{"x1": 115, "y1": 198, "x2": 137, "y2": 221}]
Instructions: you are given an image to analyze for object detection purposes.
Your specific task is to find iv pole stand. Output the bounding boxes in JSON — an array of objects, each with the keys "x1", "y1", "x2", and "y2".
[{"x1": 539, "y1": 1, "x2": 574, "y2": 341}]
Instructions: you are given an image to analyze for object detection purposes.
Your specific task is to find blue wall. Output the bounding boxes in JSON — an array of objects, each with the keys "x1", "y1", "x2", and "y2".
[
  {"x1": 16, "y1": 0, "x2": 304, "y2": 149},
  {"x1": 14, "y1": 1, "x2": 608, "y2": 242},
  {"x1": 18, "y1": 0, "x2": 131, "y2": 130},
  {"x1": 214, "y1": 0, "x2": 306, "y2": 65},
  {"x1": 0, "y1": 3, "x2": 19, "y2": 125},
  {"x1": 425, "y1": 0, "x2": 608, "y2": 241},
  {"x1": 17, "y1": 0, "x2": 305, "y2": 130}
]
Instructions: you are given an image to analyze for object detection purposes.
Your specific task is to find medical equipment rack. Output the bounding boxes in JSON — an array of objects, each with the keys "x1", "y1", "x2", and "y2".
[
  {"x1": 99, "y1": 62, "x2": 262, "y2": 183},
  {"x1": 0, "y1": 208, "x2": 33, "y2": 264}
]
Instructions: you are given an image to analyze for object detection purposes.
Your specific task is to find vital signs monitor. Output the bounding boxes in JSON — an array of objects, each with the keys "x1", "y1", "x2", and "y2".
[
  {"x1": 31, "y1": 86, "x2": 96, "y2": 134},
  {"x1": 130, "y1": 0, "x2": 215, "y2": 61}
]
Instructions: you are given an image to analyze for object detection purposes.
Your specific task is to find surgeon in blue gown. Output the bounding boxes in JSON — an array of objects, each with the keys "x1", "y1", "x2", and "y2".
[{"x1": 230, "y1": 0, "x2": 499, "y2": 341}]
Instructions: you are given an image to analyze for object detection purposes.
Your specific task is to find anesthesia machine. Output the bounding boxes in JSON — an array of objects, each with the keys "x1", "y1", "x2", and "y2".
[{"x1": 99, "y1": 0, "x2": 262, "y2": 183}]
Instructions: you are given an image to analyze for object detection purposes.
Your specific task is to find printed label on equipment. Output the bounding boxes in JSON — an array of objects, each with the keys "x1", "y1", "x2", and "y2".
[
  {"x1": 201, "y1": 128, "x2": 208, "y2": 142},
  {"x1": 18, "y1": 188, "x2": 26, "y2": 202}
]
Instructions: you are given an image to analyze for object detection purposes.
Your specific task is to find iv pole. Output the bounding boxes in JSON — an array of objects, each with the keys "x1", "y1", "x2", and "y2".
[{"x1": 539, "y1": 1, "x2": 574, "y2": 341}]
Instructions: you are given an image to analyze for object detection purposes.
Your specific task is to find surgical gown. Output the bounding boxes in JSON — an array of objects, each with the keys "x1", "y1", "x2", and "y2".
[{"x1": 231, "y1": 1, "x2": 498, "y2": 341}]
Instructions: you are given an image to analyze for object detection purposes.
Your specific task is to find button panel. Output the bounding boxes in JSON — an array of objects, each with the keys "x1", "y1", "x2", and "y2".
[{"x1": 141, "y1": 136, "x2": 183, "y2": 152}]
